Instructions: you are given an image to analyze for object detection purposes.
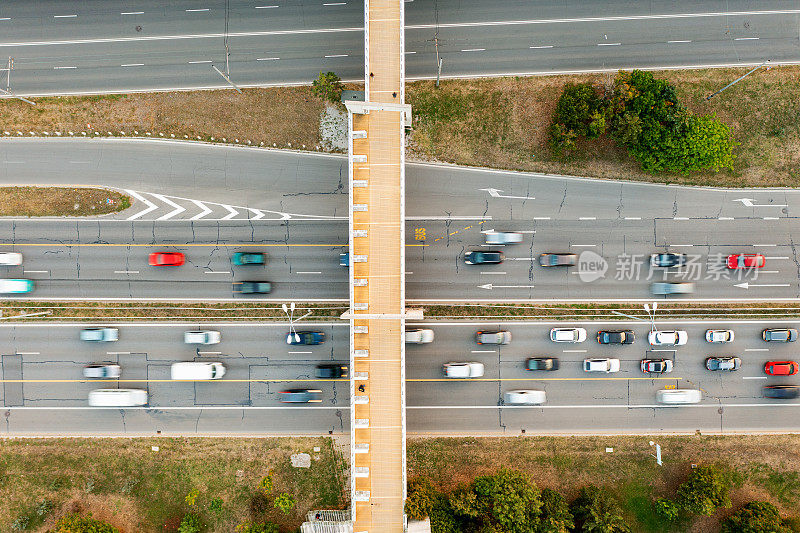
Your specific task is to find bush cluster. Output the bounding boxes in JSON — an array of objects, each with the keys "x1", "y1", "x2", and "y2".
[{"x1": 550, "y1": 70, "x2": 737, "y2": 174}]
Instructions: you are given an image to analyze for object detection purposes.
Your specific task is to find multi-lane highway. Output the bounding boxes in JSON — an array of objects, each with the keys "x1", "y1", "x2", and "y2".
[
  {"x1": 3, "y1": 320, "x2": 800, "y2": 435},
  {"x1": 2, "y1": 139, "x2": 800, "y2": 301},
  {"x1": 0, "y1": 1, "x2": 797, "y2": 95}
]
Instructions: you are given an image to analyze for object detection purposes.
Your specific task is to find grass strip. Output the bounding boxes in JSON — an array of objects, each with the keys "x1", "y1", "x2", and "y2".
[{"x1": 0, "y1": 186, "x2": 130, "y2": 217}]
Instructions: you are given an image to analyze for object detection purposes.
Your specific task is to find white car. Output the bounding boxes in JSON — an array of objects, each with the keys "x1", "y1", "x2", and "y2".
[
  {"x1": 504, "y1": 389, "x2": 546, "y2": 405},
  {"x1": 405, "y1": 329, "x2": 434, "y2": 344},
  {"x1": 80, "y1": 328, "x2": 119, "y2": 342},
  {"x1": 484, "y1": 232, "x2": 523, "y2": 245},
  {"x1": 0, "y1": 252, "x2": 23, "y2": 266},
  {"x1": 705, "y1": 329, "x2": 734, "y2": 343},
  {"x1": 656, "y1": 389, "x2": 702, "y2": 405},
  {"x1": 647, "y1": 330, "x2": 688, "y2": 346},
  {"x1": 0, "y1": 279, "x2": 33, "y2": 293},
  {"x1": 550, "y1": 328, "x2": 587, "y2": 343},
  {"x1": 184, "y1": 330, "x2": 222, "y2": 345},
  {"x1": 443, "y1": 362, "x2": 484, "y2": 378},
  {"x1": 83, "y1": 364, "x2": 122, "y2": 379},
  {"x1": 583, "y1": 358, "x2": 620, "y2": 373}
]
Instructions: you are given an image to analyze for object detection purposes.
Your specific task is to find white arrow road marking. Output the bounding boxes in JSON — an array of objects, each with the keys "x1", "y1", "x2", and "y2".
[
  {"x1": 124, "y1": 189, "x2": 159, "y2": 220},
  {"x1": 220, "y1": 204, "x2": 239, "y2": 220},
  {"x1": 479, "y1": 188, "x2": 535, "y2": 200},
  {"x1": 152, "y1": 193, "x2": 186, "y2": 220},
  {"x1": 734, "y1": 198, "x2": 788, "y2": 207},
  {"x1": 189, "y1": 199, "x2": 213, "y2": 220},
  {"x1": 478, "y1": 283, "x2": 535, "y2": 289},
  {"x1": 480, "y1": 229, "x2": 536, "y2": 234},
  {"x1": 734, "y1": 282, "x2": 791, "y2": 289}
]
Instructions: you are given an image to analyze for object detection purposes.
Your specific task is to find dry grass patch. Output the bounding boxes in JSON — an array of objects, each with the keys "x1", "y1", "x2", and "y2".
[
  {"x1": 408, "y1": 435, "x2": 800, "y2": 531},
  {"x1": 0, "y1": 437, "x2": 348, "y2": 532},
  {"x1": 407, "y1": 65, "x2": 800, "y2": 187},
  {"x1": 0, "y1": 187, "x2": 130, "y2": 217},
  {"x1": 1, "y1": 87, "x2": 325, "y2": 149}
]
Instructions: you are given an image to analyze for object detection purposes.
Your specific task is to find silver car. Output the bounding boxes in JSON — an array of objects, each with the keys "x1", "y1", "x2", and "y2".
[
  {"x1": 83, "y1": 364, "x2": 122, "y2": 379},
  {"x1": 484, "y1": 232, "x2": 523, "y2": 245},
  {"x1": 405, "y1": 329, "x2": 434, "y2": 344},
  {"x1": 651, "y1": 282, "x2": 694, "y2": 295},
  {"x1": 80, "y1": 328, "x2": 119, "y2": 342},
  {"x1": 184, "y1": 330, "x2": 222, "y2": 344}
]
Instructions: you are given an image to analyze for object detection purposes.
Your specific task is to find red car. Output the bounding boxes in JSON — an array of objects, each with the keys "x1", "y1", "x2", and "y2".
[
  {"x1": 765, "y1": 361, "x2": 799, "y2": 376},
  {"x1": 727, "y1": 254, "x2": 765, "y2": 269},
  {"x1": 148, "y1": 252, "x2": 185, "y2": 266}
]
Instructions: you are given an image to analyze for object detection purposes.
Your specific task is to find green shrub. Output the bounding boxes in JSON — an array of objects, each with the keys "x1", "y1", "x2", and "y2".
[
  {"x1": 235, "y1": 522, "x2": 279, "y2": 533},
  {"x1": 653, "y1": 498, "x2": 680, "y2": 521},
  {"x1": 570, "y1": 486, "x2": 630, "y2": 533},
  {"x1": 721, "y1": 501, "x2": 791, "y2": 533},
  {"x1": 405, "y1": 477, "x2": 439, "y2": 520},
  {"x1": 273, "y1": 493, "x2": 296, "y2": 515},
  {"x1": 47, "y1": 513, "x2": 119, "y2": 533},
  {"x1": 209, "y1": 497, "x2": 224, "y2": 514},
  {"x1": 311, "y1": 72, "x2": 343, "y2": 104},
  {"x1": 473, "y1": 469, "x2": 543, "y2": 531},
  {"x1": 538, "y1": 488, "x2": 574, "y2": 533},
  {"x1": 178, "y1": 513, "x2": 203, "y2": 533},
  {"x1": 676, "y1": 465, "x2": 732, "y2": 516}
]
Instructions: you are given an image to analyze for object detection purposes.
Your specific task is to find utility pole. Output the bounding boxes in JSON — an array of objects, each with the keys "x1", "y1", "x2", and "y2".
[
  {"x1": 213, "y1": 0, "x2": 242, "y2": 93},
  {"x1": 706, "y1": 59, "x2": 770, "y2": 100}
]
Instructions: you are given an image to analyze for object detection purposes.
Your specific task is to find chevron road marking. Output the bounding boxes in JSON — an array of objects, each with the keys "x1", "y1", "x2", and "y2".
[
  {"x1": 124, "y1": 189, "x2": 159, "y2": 220},
  {"x1": 189, "y1": 199, "x2": 214, "y2": 220},
  {"x1": 152, "y1": 193, "x2": 187, "y2": 220}
]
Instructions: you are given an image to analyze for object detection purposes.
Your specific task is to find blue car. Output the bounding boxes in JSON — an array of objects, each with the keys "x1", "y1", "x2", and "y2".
[
  {"x1": 232, "y1": 252, "x2": 266, "y2": 266},
  {"x1": 340, "y1": 253, "x2": 349, "y2": 267},
  {"x1": 287, "y1": 331, "x2": 326, "y2": 345}
]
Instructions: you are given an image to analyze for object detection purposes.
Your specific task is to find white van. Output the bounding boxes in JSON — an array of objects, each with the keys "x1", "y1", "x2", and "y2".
[
  {"x1": 656, "y1": 389, "x2": 702, "y2": 405},
  {"x1": 88, "y1": 389, "x2": 148, "y2": 407},
  {"x1": 170, "y1": 362, "x2": 226, "y2": 380},
  {"x1": 504, "y1": 390, "x2": 546, "y2": 405}
]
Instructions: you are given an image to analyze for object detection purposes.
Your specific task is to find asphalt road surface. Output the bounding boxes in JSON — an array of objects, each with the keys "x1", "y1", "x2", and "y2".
[
  {"x1": 2, "y1": 217, "x2": 800, "y2": 302},
  {"x1": 3, "y1": 320, "x2": 800, "y2": 435},
  {"x1": 1, "y1": 1, "x2": 798, "y2": 94}
]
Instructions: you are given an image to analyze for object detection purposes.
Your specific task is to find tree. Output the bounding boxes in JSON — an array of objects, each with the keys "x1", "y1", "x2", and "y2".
[
  {"x1": 178, "y1": 513, "x2": 203, "y2": 533},
  {"x1": 405, "y1": 477, "x2": 440, "y2": 520},
  {"x1": 721, "y1": 501, "x2": 791, "y2": 533},
  {"x1": 273, "y1": 493, "x2": 296, "y2": 515},
  {"x1": 653, "y1": 498, "x2": 680, "y2": 522},
  {"x1": 48, "y1": 513, "x2": 119, "y2": 533},
  {"x1": 311, "y1": 72, "x2": 343, "y2": 104},
  {"x1": 676, "y1": 465, "x2": 732, "y2": 516},
  {"x1": 537, "y1": 489, "x2": 574, "y2": 533},
  {"x1": 552, "y1": 83, "x2": 607, "y2": 139},
  {"x1": 674, "y1": 113, "x2": 737, "y2": 172},
  {"x1": 570, "y1": 486, "x2": 630, "y2": 533},
  {"x1": 473, "y1": 469, "x2": 542, "y2": 532}
]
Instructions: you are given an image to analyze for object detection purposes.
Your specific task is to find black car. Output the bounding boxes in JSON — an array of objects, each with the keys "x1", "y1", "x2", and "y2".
[
  {"x1": 597, "y1": 330, "x2": 635, "y2": 345},
  {"x1": 539, "y1": 253, "x2": 577, "y2": 267},
  {"x1": 278, "y1": 389, "x2": 322, "y2": 403},
  {"x1": 235, "y1": 281, "x2": 272, "y2": 294},
  {"x1": 315, "y1": 364, "x2": 348, "y2": 379},
  {"x1": 464, "y1": 251, "x2": 504, "y2": 265},
  {"x1": 763, "y1": 385, "x2": 800, "y2": 399},
  {"x1": 649, "y1": 253, "x2": 687, "y2": 268},
  {"x1": 525, "y1": 357, "x2": 559, "y2": 371},
  {"x1": 287, "y1": 331, "x2": 326, "y2": 345},
  {"x1": 762, "y1": 328, "x2": 798, "y2": 342}
]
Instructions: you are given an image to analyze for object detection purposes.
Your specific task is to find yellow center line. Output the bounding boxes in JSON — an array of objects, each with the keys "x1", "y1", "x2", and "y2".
[
  {"x1": 0, "y1": 377, "x2": 680, "y2": 383},
  {"x1": 0, "y1": 243, "x2": 427, "y2": 247},
  {"x1": 408, "y1": 377, "x2": 682, "y2": 382}
]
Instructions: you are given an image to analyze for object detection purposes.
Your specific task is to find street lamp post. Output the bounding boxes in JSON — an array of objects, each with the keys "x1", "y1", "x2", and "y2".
[
  {"x1": 282, "y1": 302, "x2": 313, "y2": 343},
  {"x1": 643, "y1": 302, "x2": 658, "y2": 332}
]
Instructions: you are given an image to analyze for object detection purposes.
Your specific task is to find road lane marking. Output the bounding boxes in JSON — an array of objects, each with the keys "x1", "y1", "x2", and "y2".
[
  {"x1": 562, "y1": 349, "x2": 587, "y2": 353},
  {"x1": 296, "y1": 271, "x2": 322, "y2": 274},
  {"x1": 255, "y1": 5, "x2": 280, "y2": 8},
  {"x1": 107, "y1": 352, "x2": 130, "y2": 355},
  {"x1": 288, "y1": 351, "x2": 312, "y2": 354},
  {"x1": 53, "y1": 66, "x2": 77, "y2": 69},
  {"x1": 597, "y1": 42, "x2": 621, "y2": 46},
  {"x1": 121, "y1": 63, "x2": 145, "y2": 67},
  {"x1": 323, "y1": 2, "x2": 347, "y2": 5},
  {"x1": 735, "y1": 37, "x2": 760, "y2": 41},
  {"x1": 188, "y1": 60, "x2": 212, "y2": 64},
  {"x1": 204, "y1": 271, "x2": 231, "y2": 274},
  {"x1": 533, "y1": 217, "x2": 551, "y2": 220},
  {"x1": 670, "y1": 244, "x2": 694, "y2": 247},
  {"x1": 571, "y1": 244, "x2": 596, "y2": 247},
  {"x1": 743, "y1": 376, "x2": 768, "y2": 380},
  {"x1": 624, "y1": 217, "x2": 641, "y2": 220},
  {"x1": 668, "y1": 40, "x2": 692, "y2": 43},
  {"x1": 718, "y1": 217, "x2": 734, "y2": 220},
  {"x1": 53, "y1": 15, "x2": 77, "y2": 18},
  {"x1": 324, "y1": 54, "x2": 349, "y2": 58},
  {"x1": 197, "y1": 351, "x2": 222, "y2": 355},
  {"x1": 480, "y1": 272, "x2": 506, "y2": 275},
  {"x1": 578, "y1": 217, "x2": 596, "y2": 220},
  {"x1": 16, "y1": 352, "x2": 39, "y2": 355},
  {"x1": 745, "y1": 348, "x2": 769, "y2": 352},
  {"x1": 530, "y1": 45, "x2": 554, "y2": 49},
  {"x1": 766, "y1": 257, "x2": 790, "y2": 260},
  {"x1": 461, "y1": 48, "x2": 486, "y2": 52},
  {"x1": 113, "y1": 270, "x2": 139, "y2": 274},
  {"x1": 471, "y1": 350, "x2": 496, "y2": 353},
  {"x1": 186, "y1": 8, "x2": 211, "y2": 12},
  {"x1": 23, "y1": 270, "x2": 48, "y2": 273},
  {"x1": 257, "y1": 57, "x2": 280, "y2": 61},
  {"x1": 121, "y1": 12, "x2": 145, "y2": 15},
  {"x1": 1, "y1": 243, "x2": 346, "y2": 247}
]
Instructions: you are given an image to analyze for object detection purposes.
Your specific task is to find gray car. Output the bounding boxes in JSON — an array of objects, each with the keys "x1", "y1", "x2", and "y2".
[
  {"x1": 762, "y1": 328, "x2": 798, "y2": 342},
  {"x1": 651, "y1": 282, "x2": 694, "y2": 295},
  {"x1": 83, "y1": 364, "x2": 122, "y2": 379},
  {"x1": 476, "y1": 330, "x2": 512, "y2": 345},
  {"x1": 278, "y1": 389, "x2": 322, "y2": 403},
  {"x1": 705, "y1": 357, "x2": 741, "y2": 371},
  {"x1": 539, "y1": 253, "x2": 577, "y2": 267}
]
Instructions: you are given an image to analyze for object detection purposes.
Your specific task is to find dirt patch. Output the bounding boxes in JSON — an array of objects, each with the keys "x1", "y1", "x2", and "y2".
[
  {"x1": 0, "y1": 437, "x2": 348, "y2": 532},
  {"x1": 0, "y1": 187, "x2": 130, "y2": 217},
  {"x1": 407, "y1": 435, "x2": 800, "y2": 531}
]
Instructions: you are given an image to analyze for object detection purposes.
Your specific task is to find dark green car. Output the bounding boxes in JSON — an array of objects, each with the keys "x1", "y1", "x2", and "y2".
[
  {"x1": 234, "y1": 281, "x2": 272, "y2": 294},
  {"x1": 232, "y1": 252, "x2": 267, "y2": 266}
]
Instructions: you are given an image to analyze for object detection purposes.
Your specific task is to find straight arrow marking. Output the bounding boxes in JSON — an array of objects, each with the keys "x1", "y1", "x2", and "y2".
[
  {"x1": 124, "y1": 189, "x2": 158, "y2": 220},
  {"x1": 733, "y1": 198, "x2": 788, "y2": 208},
  {"x1": 479, "y1": 188, "x2": 535, "y2": 200},
  {"x1": 479, "y1": 283, "x2": 535, "y2": 289},
  {"x1": 734, "y1": 282, "x2": 791, "y2": 289}
]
